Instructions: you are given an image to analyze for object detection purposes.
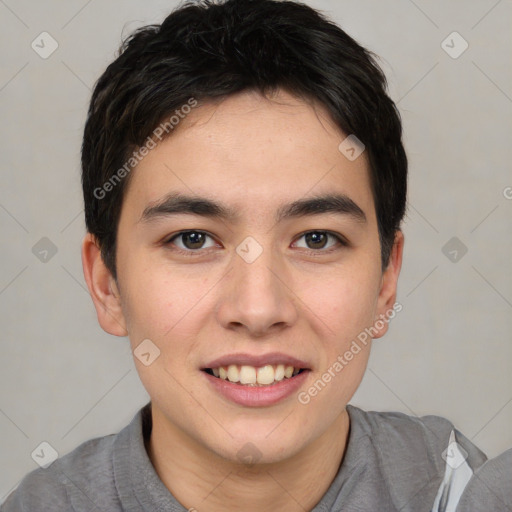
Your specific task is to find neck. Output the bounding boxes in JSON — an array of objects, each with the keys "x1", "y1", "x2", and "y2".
[{"x1": 146, "y1": 407, "x2": 350, "y2": 512}]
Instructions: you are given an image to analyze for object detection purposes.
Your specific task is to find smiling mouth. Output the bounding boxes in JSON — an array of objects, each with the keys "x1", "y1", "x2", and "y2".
[{"x1": 202, "y1": 364, "x2": 308, "y2": 387}]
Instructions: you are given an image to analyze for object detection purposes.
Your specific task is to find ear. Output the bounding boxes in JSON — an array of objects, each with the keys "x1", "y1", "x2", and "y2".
[
  {"x1": 81, "y1": 233, "x2": 128, "y2": 336},
  {"x1": 372, "y1": 230, "x2": 404, "y2": 339}
]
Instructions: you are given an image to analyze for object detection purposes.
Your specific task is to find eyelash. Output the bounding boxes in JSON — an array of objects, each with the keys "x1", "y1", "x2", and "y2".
[{"x1": 163, "y1": 230, "x2": 348, "y2": 257}]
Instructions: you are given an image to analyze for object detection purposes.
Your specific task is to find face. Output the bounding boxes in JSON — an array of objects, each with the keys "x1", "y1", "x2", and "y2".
[{"x1": 84, "y1": 88, "x2": 402, "y2": 464}]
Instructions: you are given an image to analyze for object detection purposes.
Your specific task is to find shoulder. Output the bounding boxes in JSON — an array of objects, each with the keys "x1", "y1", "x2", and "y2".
[
  {"x1": 346, "y1": 405, "x2": 488, "y2": 511},
  {"x1": 1, "y1": 433, "x2": 120, "y2": 512},
  {"x1": 1, "y1": 464, "x2": 69, "y2": 512},
  {"x1": 347, "y1": 405, "x2": 486, "y2": 469},
  {"x1": 455, "y1": 447, "x2": 512, "y2": 511},
  {"x1": 350, "y1": 405, "x2": 455, "y2": 441}
]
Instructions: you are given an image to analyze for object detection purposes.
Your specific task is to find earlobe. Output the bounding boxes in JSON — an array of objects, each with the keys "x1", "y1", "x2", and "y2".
[
  {"x1": 81, "y1": 233, "x2": 128, "y2": 337},
  {"x1": 372, "y1": 230, "x2": 404, "y2": 339}
]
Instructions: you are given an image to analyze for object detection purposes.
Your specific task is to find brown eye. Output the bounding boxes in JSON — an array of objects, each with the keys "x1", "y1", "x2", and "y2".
[
  {"x1": 165, "y1": 231, "x2": 217, "y2": 252},
  {"x1": 305, "y1": 232, "x2": 329, "y2": 249},
  {"x1": 180, "y1": 231, "x2": 207, "y2": 249},
  {"x1": 293, "y1": 231, "x2": 346, "y2": 251}
]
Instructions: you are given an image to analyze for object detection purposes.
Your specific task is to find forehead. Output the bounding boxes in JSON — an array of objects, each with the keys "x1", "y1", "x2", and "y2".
[{"x1": 121, "y1": 89, "x2": 375, "y2": 225}]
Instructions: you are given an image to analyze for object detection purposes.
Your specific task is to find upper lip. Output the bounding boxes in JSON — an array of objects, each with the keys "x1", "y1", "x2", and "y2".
[{"x1": 203, "y1": 352, "x2": 311, "y2": 370}]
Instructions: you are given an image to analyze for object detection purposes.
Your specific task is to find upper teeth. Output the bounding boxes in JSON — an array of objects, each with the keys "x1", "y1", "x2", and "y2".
[{"x1": 211, "y1": 364, "x2": 300, "y2": 385}]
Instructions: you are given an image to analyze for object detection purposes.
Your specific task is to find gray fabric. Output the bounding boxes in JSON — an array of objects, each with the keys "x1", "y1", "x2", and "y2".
[
  {"x1": 455, "y1": 447, "x2": 512, "y2": 512},
  {"x1": 0, "y1": 403, "x2": 490, "y2": 512}
]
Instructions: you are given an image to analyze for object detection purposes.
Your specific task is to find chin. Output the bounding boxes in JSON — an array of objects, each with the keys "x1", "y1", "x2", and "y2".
[{"x1": 205, "y1": 427, "x2": 310, "y2": 466}]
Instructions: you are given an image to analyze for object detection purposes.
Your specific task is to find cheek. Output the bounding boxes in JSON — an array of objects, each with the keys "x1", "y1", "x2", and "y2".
[
  {"x1": 305, "y1": 262, "x2": 381, "y2": 342},
  {"x1": 119, "y1": 259, "x2": 180, "y2": 343},
  {"x1": 120, "y1": 265, "x2": 210, "y2": 373}
]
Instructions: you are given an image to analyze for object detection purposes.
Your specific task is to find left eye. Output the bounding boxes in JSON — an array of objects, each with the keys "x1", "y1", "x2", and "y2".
[{"x1": 293, "y1": 231, "x2": 345, "y2": 251}]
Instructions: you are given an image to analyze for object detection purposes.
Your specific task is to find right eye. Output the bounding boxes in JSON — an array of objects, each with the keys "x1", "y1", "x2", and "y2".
[{"x1": 164, "y1": 230, "x2": 219, "y2": 255}]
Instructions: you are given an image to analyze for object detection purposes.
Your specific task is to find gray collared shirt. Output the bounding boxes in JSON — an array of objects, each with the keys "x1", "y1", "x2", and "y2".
[{"x1": 2, "y1": 402, "x2": 500, "y2": 511}]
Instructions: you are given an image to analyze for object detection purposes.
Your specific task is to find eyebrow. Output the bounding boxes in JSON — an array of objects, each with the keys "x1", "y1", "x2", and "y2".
[{"x1": 139, "y1": 191, "x2": 367, "y2": 225}]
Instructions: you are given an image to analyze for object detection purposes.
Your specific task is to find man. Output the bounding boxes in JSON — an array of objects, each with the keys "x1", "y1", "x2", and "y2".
[{"x1": 2, "y1": 0, "x2": 508, "y2": 510}]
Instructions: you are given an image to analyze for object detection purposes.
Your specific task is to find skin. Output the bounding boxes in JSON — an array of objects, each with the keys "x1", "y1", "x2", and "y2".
[{"x1": 82, "y1": 88, "x2": 404, "y2": 511}]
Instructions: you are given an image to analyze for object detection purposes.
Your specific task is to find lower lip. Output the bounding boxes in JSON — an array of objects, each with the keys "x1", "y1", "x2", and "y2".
[{"x1": 202, "y1": 370, "x2": 311, "y2": 407}]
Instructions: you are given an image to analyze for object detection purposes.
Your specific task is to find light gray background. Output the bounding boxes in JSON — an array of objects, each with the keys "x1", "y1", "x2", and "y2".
[{"x1": 1, "y1": 0, "x2": 511, "y2": 501}]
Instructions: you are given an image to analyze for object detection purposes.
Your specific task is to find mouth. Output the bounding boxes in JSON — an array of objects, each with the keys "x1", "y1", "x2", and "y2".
[
  {"x1": 202, "y1": 364, "x2": 309, "y2": 387},
  {"x1": 201, "y1": 353, "x2": 312, "y2": 406}
]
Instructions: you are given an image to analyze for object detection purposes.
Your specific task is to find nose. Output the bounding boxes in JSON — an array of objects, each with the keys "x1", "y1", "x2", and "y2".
[{"x1": 215, "y1": 242, "x2": 298, "y2": 338}]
